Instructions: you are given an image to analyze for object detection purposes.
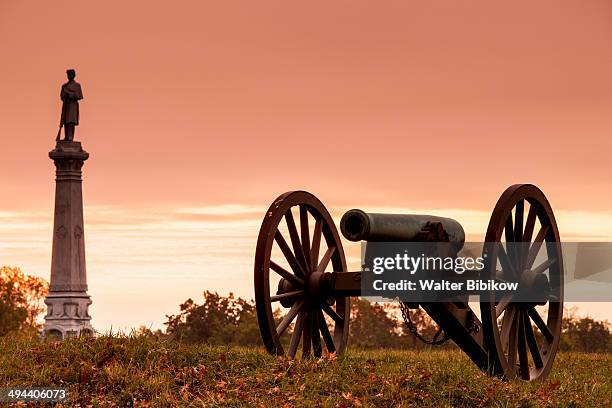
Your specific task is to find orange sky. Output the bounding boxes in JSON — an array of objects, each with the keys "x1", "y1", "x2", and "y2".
[
  {"x1": 0, "y1": 1, "x2": 611, "y2": 330},
  {"x1": 1, "y1": 0, "x2": 611, "y2": 211}
]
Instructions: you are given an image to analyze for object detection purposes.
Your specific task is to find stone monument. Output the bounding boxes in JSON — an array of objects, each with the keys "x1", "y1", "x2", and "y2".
[{"x1": 43, "y1": 70, "x2": 93, "y2": 339}]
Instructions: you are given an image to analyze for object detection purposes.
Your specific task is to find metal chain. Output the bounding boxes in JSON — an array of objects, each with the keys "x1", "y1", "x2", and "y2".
[
  {"x1": 399, "y1": 301, "x2": 480, "y2": 346},
  {"x1": 399, "y1": 301, "x2": 450, "y2": 346}
]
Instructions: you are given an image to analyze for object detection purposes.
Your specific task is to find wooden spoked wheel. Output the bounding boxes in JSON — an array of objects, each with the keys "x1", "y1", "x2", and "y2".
[
  {"x1": 481, "y1": 184, "x2": 564, "y2": 381},
  {"x1": 254, "y1": 191, "x2": 350, "y2": 358}
]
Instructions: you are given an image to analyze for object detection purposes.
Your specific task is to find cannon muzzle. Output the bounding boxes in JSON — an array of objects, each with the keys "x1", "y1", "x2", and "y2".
[{"x1": 340, "y1": 209, "x2": 465, "y2": 251}]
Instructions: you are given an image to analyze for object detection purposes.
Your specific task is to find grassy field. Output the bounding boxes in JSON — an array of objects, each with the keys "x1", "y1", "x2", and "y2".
[{"x1": 0, "y1": 335, "x2": 609, "y2": 407}]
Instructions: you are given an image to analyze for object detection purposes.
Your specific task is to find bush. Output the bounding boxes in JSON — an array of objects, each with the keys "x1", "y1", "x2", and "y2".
[{"x1": 165, "y1": 291, "x2": 261, "y2": 345}]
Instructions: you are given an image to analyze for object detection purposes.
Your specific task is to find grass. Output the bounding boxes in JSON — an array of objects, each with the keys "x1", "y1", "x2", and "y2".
[{"x1": 0, "y1": 334, "x2": 609, "y2": 407}]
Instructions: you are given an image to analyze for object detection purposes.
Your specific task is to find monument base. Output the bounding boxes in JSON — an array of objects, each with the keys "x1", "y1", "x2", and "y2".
[{"x1": 42, "y1": 291, "x2": 93, "y2": 339}]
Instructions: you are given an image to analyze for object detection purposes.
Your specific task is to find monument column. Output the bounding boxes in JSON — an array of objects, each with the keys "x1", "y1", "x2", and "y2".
[{"x1": 43, "y1": 140, "x2": 93, "y2": 338}]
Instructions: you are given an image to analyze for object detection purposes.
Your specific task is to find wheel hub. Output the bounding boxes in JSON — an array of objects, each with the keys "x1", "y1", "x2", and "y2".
[
  {"x1": 276, "y1": 278, "x2": 299, "y2": 308},
  {"x1": 518, "y1": 268, "x2": 551, "y2": 306}
]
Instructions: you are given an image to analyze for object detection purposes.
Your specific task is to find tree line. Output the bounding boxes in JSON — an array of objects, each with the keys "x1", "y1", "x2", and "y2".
[
  {"x1": 162, "y1": 291, "x2": 610, "y2": 353},
  {"x1": 1, "y1": 266, "x2": 610, "y2": 353}
]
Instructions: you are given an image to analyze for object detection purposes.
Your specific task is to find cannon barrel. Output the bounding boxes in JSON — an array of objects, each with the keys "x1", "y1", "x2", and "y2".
[{"x1": 340, "y1": 209, "x2": 465, "y2": 250}]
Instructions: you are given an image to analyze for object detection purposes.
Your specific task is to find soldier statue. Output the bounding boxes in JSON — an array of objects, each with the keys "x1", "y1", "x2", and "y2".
[{"x1": 57, "y1": 69, "x2": 83, "y2": 141}]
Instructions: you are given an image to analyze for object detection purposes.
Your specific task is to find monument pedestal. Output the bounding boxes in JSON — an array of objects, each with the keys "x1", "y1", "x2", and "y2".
[{"x1": 43, "y1": 140, "x2": 93, "y2": 338}]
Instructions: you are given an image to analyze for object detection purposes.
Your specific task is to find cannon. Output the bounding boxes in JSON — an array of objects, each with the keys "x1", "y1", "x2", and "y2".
[{"x1": 254, "y1": 184, "x2": 564, "y2": 381}]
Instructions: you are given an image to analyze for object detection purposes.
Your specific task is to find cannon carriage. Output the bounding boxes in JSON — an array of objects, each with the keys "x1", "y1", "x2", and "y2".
[{"x1": 254, "y1": 184, "x2": 564, "y2": 381}]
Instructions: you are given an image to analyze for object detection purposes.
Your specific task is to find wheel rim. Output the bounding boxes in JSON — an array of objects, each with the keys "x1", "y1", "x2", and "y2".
[
  {"x1": 254, "y1": 191, "x2": 350, "y2": 358},
  {"x1": 481, "y1": 184, "x2": 564, "y2": 381}
]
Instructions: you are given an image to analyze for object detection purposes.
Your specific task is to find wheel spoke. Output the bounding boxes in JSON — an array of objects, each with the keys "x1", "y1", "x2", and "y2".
[
  {"x1": 322, "y1": 303, "x2": 344, "y2": 324},
  {"x1": 276, "y1": 301, "x2": 303, "y2": 336},
  {"x1": 497, "y1": 245, "x2": 517, "y2": 279},
  {"x1": 507, "y1": 309, "x2": 519, "y2": 372},
  {"x1": 532, "y1": 257, "x2": 556, "y2": 275},
  {"x1": 317, "y1": 246, "x2": 336, "y2": 273},
  {"x1": 275, "y1": 230, "x2": 305, "y2": 277},
  {"x1": 517, "y1": 310, "x2": 530, "y2": 380},
  {"x1": 523, "y1": 312, "x2": 543, "y2": 368},
  {"x1": 494, "y1": 270, "x2": 508, "y2": 283},
  {"x1": 504, "y1": 214, "x2": 516, "y2": 268},
  {"x1": 525, "y1": 225, "x2": 549, "y2": 270},
  {"x1": 270, "y1": 261, "x2": 304, "y2": 287},
  {"x1": 302, "y1": 312, "x2": 312, "y2": 357},
  {"x1": 522, "y1": 203, "x2": 537, "y2": 243},
  {"x1": 312, "y1": 313, "x2": 322, "y2": 357},
  {"x1": 506, "y1": 212, "x2": 521, "y2": 272},
  {"x1": 496, "y1": 294, "x2": 513, "y2": 318},
  {"x1": 505, "y1": 213, "x2": 514, "y2": 245},
  {"x1": 299, "y1": 205, "x2": 311, "y2": 271},
  {"x1": 285, "y1": 210, "x2": 309, "y2": 273},
  {"x1": 500, "y1": 306, "x2": 516, "y2": 351},
  {"x1": 318, "y1": 310, "x2": 335, "y2": 353},
  {"x1": 310, "y1": 218, "x2": 323, "y2": 270},
  {"x1": 270, "y1": 290, "x2": 304, "y2": 303},
  {"x1": 514, "y1": 200, "x2": 525, "y2": 268},
  {"x1": 514, "y1": 200, "x2": 524, "y2": 245},
  {"x1": 527, "y1": 307, "x2": 554, "y2": 342},
  {"x1": 288, "y1": 311, "x2": 306, "y2": 358}
]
